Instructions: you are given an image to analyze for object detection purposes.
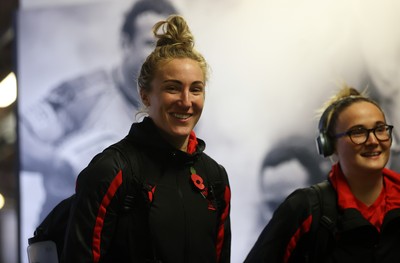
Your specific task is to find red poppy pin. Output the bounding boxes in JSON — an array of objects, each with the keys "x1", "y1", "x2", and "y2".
[{"x1": 190, "y1": 166, "x2": 205, "y2": 190}]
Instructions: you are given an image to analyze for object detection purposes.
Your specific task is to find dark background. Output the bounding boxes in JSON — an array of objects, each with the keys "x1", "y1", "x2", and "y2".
[{"x1": 0, "y1": 0, "x2": 19, "y2": 262}]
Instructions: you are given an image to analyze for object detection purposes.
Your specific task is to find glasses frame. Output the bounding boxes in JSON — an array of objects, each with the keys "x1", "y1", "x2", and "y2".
[{"x1": 334, "y1": 124, "x2": 394, "y2": 145}]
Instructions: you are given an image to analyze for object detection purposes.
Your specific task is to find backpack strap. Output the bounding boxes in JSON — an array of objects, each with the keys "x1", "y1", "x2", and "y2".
[
  {"x1": 109, "y1": 138, "x2": 160, "y2": 262},
  {"x1": 200, "y1": 154, "x2": 227, "y2": 216},
  {"x1": 200, "y1": 154, "x2": 231, "y2": 262},
  {"x1": 309, "y1": 180, "x2": 338, "y2": 262}
]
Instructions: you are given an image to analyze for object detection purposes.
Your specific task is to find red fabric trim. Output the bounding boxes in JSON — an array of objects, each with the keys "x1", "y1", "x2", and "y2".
[
  {"x1": 216, "y1": 186, "x2": 231, "y2": 262},
  {"x1": 92, "y1": 170, "x2": 123, "y2": 263},
  {"x1": 148, "y1": 185, "x2": 156, "y2": 203},
  {"x1": 329, "y1": 164, "x2": 359, "y2": 209},
  {"x1": 383, "y1": 168, "x2": 400, "y2": 210},
  {"x1": 329, "y1": 163, "x2": 400, "y2": 230},
  {"x1": 283, "y1": 214, "x2": 313, "y2": 263},
  {"x1": 187, "y1": 130, "x2": 198, "y2": 154}
]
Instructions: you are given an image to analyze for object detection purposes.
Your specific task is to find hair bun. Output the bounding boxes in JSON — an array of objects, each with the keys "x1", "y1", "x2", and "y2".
[{"x1": 153, "y1": 15, "x2": 194, "y2": 50}]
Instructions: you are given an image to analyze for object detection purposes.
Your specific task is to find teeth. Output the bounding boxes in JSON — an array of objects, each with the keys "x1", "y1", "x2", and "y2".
[
  {"x1": 173, "y1": 113, "x2": 191, "y2": 119},
  {"x1": 363, "y1": 152, "x2": 380, "y2": 157}
]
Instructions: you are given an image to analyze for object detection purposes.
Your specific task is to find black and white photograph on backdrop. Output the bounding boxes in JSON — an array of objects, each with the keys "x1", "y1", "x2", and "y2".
[{"x1": 17, "y1": 0, "x2": 400, "y2": 262}]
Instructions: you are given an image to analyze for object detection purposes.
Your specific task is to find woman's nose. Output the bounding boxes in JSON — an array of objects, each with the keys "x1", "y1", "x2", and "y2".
[
  {"x1": 366, "y1": 130, "x2": 379, "y2": 144},
  {"x1": 179, "y1": 90, "x2": 191, "y2": 107}
]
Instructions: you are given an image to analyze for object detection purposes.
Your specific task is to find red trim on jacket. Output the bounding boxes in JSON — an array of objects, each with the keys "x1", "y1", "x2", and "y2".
[
  {"x1": 92, "y1": 170, "x2": 123, "y2": 263},
  {"x1": 382, "y1": 168, "x2": 400, "y2": 210},
  {"x1": 283, "y1": 214, "x2": 313, "y2": 263},
  {"x1": 216, "y1": 185, "x2": 231, "y2": 262},
  {"x1": 329, "y1": 163, "x2": 400, "y2": 231},
  {"x1": 187, "y1": 130, "x2": 198, "y2": 154}
]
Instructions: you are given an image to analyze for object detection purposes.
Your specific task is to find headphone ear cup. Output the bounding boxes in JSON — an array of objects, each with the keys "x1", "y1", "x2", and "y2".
[
  {"x1": 316, "y1": 102, "x2": 337, "y2": 157},
  {"x1": 316, "y1": 131, "x2": 333, "y2": 157}
]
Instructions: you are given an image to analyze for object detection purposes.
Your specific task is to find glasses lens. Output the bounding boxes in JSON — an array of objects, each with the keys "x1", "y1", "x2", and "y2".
[
  {"x1": 375, "y1": 125, "x2": 391, "y2": 141},
  {"x1": 349, "y1": 125, "x2": 392, "y2": 144},
  {"x1": 349, "y1": 128, "x2": 368, "y2": 144}
]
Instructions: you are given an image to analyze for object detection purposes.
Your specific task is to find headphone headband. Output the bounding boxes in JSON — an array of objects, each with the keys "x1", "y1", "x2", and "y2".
[{"x1": 316, "y1": 95, "x2": 364, "y2": 157}]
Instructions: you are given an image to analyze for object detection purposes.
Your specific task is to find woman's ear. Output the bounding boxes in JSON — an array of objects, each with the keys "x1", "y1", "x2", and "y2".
[
  {"x1": 140, "y1": 89, "x2": 150, "y2": 107},
  {"x1": 330, "y1": 151, "x2": 339, "y2": 164}
]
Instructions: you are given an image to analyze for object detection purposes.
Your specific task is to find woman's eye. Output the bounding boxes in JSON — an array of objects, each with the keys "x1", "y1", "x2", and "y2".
[
  {"x1": 191, "y1": 87, "x2": 204, "y2": 94},
  {"x1": 375, "y1": 126, "x2": 386, "y2": 133},
  {"x1": 165, "y1": 86, "x2": 179, "y2": 92},
  {"x1": 350, "y1": 128, "x2": 366, "y2": 136}
]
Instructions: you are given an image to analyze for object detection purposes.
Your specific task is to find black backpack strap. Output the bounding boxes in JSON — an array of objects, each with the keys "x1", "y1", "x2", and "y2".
[
  {"x1": 200, "y1": 154, "x2": 227, "y2": 216},
  {"x1": 200, "y1": 154, "x2": 231, "y2": 262},
  {"x1": 109, "y1": 138, "x2": 160, "y2": 262},
  {"x1": 309, "y1": 180, "x2": 337, "y2": 262}
]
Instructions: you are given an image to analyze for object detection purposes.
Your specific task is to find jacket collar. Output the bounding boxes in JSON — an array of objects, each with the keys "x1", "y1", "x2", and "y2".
[{"x1": 126, "y1": 117, "x2": 206, "y2": 164}]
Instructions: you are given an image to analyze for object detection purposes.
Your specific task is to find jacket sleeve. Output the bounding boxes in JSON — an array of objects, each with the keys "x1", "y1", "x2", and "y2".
[
  {"x1": 217, "y1": 165, "x2": 231, "y2": 263},
  {"x1": 61, "y1": 149, "x2": 128, "y2": 263},
  {"x1": 244, "y1": 188, "x2": 313, "y2": 263}
]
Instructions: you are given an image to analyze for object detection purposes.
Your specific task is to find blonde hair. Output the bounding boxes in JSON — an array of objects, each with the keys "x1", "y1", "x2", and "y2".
[
  {"x1": 318, "y1": 83, "x2": 383, "y2": 137},
  {"x1": 137, "y1": 15, "x2": 208, "y2": 94}
]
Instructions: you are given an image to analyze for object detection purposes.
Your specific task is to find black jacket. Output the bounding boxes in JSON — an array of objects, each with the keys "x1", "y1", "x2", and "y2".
[
  {"x1": 245, "y1": 165, "x2": 400, "y2": 263},
  {"x1": 62, "y1": 117, "x2": 231, "y2": 263}
]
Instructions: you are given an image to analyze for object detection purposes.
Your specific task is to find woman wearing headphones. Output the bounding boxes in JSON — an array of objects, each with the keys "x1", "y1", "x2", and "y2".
[{"x1": 245, "y1": 84, "x2": 400, "y2": 263}]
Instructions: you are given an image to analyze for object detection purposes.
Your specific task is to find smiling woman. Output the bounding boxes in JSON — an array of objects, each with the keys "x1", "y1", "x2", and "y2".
[
  {"x1": 141, "y1": 58, "x2": 205, "y2": 151},
  {"x1": 333, "y1": 101, "x2": 392, "y2": 186},
  {"x1": 245, "y1": 84, "x2": 400, "y2": 263},
  {"x1": 136, "y1": 14, "x2": 209, "y2": 153},
  {"x1": 61, "y1": 15, "x2": 231, "y2": 263}
]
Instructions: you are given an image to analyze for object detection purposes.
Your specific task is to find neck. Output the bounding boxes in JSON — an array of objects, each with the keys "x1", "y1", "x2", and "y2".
[
  {"x1": 171, "y1": 138, "x2": 189, "y2": 152},
  {"x1": 159, "y1": 131, "x2": 189, "y2": 152},
  {"x1": 344, "y1": 169, "x2": 383, "y2": 206}
]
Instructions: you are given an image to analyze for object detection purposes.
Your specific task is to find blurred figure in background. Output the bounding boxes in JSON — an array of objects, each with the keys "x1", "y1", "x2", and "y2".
[{"x1": 19, "y1": 0, "x2": 178, "y2": 221}]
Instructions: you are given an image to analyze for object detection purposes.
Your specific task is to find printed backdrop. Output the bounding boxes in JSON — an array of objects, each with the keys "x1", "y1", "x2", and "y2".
[{"x1": 18, "y1": 0, "x2": 400, "y2": 262}]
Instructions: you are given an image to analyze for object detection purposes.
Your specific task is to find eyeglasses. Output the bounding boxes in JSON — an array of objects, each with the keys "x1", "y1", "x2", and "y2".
[{"x1": 334, "y1": 124, "x2": 394, "y2": 145}]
